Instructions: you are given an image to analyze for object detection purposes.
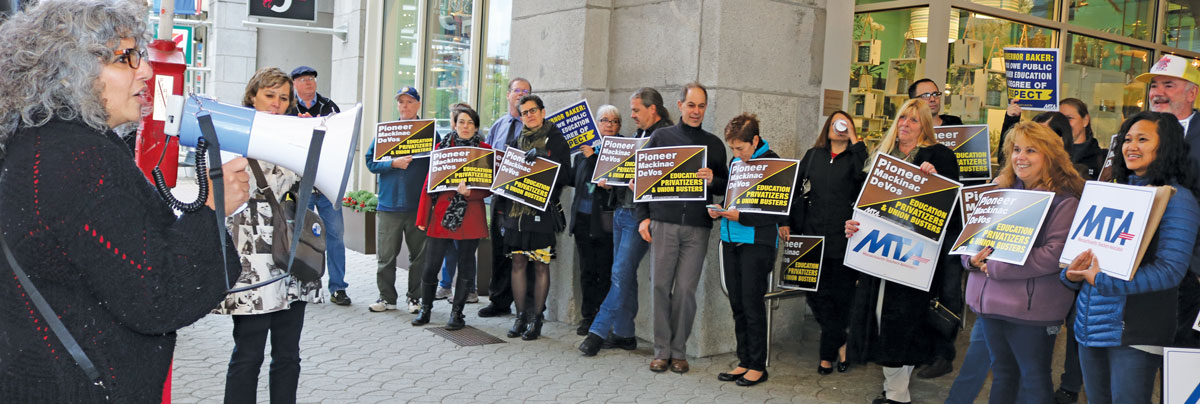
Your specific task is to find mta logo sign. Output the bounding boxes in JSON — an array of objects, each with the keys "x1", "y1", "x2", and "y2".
[
  {"x1": 852, "y1": 230, "x2": 930, "y2": 265},
  {"x1": 1070, "y1": 205, "x2": 1135, "y2": 246}
]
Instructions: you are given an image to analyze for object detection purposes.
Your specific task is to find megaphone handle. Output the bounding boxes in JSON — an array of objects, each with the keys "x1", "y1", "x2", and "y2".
[{"x1": 197, "y1": 114, "x2": 233, "y2": 292}]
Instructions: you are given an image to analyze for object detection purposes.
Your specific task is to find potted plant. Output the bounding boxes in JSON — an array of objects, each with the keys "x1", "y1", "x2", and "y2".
[{"x1": 341, "y1": 190, "x2": 378, "y2": 254}]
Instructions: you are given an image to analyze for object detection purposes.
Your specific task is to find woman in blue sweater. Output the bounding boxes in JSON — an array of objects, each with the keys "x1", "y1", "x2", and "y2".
[
  {"x1": 1062, "y1": 111, "x2": 1200, "y2": 404},
  {"x1": 709, "y1": 113, "x2": 787, "y2": 387}
]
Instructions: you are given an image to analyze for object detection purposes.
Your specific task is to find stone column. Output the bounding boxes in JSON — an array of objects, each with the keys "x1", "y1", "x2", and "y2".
[{"x1": 211, "y1": 0, "x2": 256, "y2": 103}]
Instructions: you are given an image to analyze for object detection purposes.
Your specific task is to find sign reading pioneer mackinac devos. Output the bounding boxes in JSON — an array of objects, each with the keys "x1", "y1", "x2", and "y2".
[
  {"x1": 1004, "y1": 47, "x2": 1061, "y2": 111},
  {"x1": 723, "y1": 158, "x2": 800, "y2": 216},
  {"x1": 591, "y1": 136, "x2": 650, "y2": 186},
  {"x1": 951, "y1": 189, "x2": 1055, "y2": 266},
  {"x1": 427, "y1": 146, "x2": 495, "y2": 193},
  {"x1": 490, "y1": 146, "x2": 562, "y2": 212},
  {"x1": 844, "y1": 153, "x2": 962, "y2": 292},
  {"x1": 547, "y1": 100, "x2": 600, "y2": 154},
  {"x1": 633, "y1": 145, "x2": 708, "y2": 202},
  {"x1": 935, "y1": 125, "x2": 992, "y2": 181},
  {"x1": 373, "y1": 119, "x2": 435, "y2": 162},
  {"x1": 780, "y1": 235, "x2": 824, "y2": 292}
]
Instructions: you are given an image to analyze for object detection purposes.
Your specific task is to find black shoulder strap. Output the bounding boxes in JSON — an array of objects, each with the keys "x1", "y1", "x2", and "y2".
[{"x1": 1, "y1": 234, "x2": 107, "y2": 393}]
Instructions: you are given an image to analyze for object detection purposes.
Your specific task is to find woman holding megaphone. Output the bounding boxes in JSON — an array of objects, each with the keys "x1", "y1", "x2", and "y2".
[
  {"x1": 1062, "y1": 111, "x2": 1200, "y2": 404},
  {"x1": 0, "y1": 0, "x2": 251, "y2": 401},
  {"x1": 215, "y1": 67, "x2": 324, "y2": 404}
]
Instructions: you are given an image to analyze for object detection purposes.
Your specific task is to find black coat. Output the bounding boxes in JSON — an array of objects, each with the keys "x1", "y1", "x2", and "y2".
[
  {"x1": 292, "y1": 92, "x2": 341, "y2": 117},
  {"x1": 500, "y1": 123, "x2": 572, "y2": 234},
  {"x1": 568, "y1": 150, "x2": 612, "y2": 238},
  {"x1": 635, "y1": 122, "x2": 729, "y2": 228},
  {"x1": 790, "y1": 141, "x2": 869, "y2": 296},
  {"x1": 847, "y1": 143, "x2": 959, "y2": 367}
]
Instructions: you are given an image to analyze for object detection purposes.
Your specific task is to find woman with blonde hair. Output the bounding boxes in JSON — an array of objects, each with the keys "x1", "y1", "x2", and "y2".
[
  {"x1": 961, "y1": 122, "x2": 1083, "y2": 404},
  {"x1": 844, "y1": 98, "x2": 959, "y2": 404}
]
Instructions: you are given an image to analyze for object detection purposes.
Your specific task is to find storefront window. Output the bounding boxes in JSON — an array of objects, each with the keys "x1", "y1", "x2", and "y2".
[
  {"x1": 849, "y1": 8, "x2": 930, "y2": 147},
  {"x1": 379, "y1": 0, "x2": 420, "y2": 121},
  {"x1": 968, "y1": 0, "x2": 1057, "y2": 20},
  {"x1": 1163, "y1": 0, "x2": 1200, "y2": 53},
  {"x1": 423, "y1": 0, "x2": 475, "y2": 135},
  {"x1": 1062, "y1": 33, "x2": 1149, "y2": 147},
  {"x1": 478, "y1": 0, "x2": 512, "y2": 137},
  {"x1": 944, "y1": 10, "x2": 1057, "y2": 154},
  {"x1": 1067, "y1": 0, "x2": 1155, "y2": 41}
]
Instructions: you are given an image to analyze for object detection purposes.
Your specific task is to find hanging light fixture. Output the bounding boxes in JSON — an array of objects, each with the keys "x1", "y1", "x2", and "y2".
[
  {"x1": 910, "y1": 9, "x2": 961, "y2": 43},
  {"x1": 974, "y1": 0, "x2": 1021, "y2": 19}
]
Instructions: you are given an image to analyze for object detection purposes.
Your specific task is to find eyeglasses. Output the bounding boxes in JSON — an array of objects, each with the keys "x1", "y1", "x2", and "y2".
[
  {"x1": 113, "y1": 48, "x2": 146, "y2": 69},
  {"x1": 511, "y1": 88, "x2": 531, "y2": 96},
  {"x1": 294, "y1": 77, "x2": 316, "y2": 83},
  {"x1": 915, "y1": 91, "x2": 943, "y2": 99},
  {"x1": 519, "y1": 107, "x2": 542, "y2": 117},
  {"x1": 599, "y1": 118, "x2": 620, "y2": 125}
]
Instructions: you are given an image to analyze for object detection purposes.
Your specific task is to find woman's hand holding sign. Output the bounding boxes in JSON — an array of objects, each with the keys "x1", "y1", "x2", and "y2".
[
  {"x1": 918, "y1": 162, "x2": 938, "y2": 175},
  {"x1": 457, "y1": 181, "x2": 471, "y2": 196},
  {"x1": 697, "y1": 167, "x2": 714, "y2": 185},
  {"x1": 1065, "y1": 249, "x2": 1101, "y2": 285},
  {"x1": 844, "y1": 220, "x2": 860, "y2": 239},
  {"x1": 969, "y1": 247, "x2": 993, "y2": 276}
]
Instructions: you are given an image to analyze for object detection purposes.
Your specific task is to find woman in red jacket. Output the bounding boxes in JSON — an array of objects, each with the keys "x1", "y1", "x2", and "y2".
[{"x1": 413, "y1": 105, "x2": 492, "y2": 329}]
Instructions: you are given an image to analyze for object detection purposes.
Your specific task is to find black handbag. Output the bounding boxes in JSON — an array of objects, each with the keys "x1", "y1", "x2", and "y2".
[
  {"x1": 926, "y1": 297, "x2": 962, "y2": 338},
  {"x1": 248, "y1": 160, "x2": 326, "y2": 283}
]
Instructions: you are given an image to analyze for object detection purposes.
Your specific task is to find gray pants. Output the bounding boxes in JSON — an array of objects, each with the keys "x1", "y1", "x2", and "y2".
[
  {"x1": 375, "y1": 210, "x2": 426, "y2": 304},
  {"x1": 649, "y1": 220, "x2": 711, "y2": 360}
]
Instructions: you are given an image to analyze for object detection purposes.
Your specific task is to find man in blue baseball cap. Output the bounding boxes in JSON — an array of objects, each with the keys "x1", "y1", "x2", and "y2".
[{"x1": 290, "y1": 66, "x2": 340, "y2": 117}]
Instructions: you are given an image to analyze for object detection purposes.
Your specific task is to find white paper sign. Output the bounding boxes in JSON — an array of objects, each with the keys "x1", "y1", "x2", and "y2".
[
  {"x1": 843, "y1": 210, "x2": 940, "y2": 292},
  {"x1": 1163, "y1": 347, "x2": 1200, "y2": 404},
  {"x1": 1058, "y1": 181, "x2": 1157, "y2": 281}
]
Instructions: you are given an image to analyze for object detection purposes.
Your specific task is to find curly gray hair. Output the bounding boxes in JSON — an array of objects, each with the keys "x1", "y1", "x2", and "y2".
[{"x1": 0, "y1": 0, "x2": 149, "y2": 158}]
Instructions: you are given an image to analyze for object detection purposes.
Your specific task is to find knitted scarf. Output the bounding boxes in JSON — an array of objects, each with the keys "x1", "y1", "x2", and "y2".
[
  {"x1": 508, "y1": 121, "x2": 550, "y2": 218},
  {"x1": 439, "y1": 131, "x2": 483, "y2": 231}
]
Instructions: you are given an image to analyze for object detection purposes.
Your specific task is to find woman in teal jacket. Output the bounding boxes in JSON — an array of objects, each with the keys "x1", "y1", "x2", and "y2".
[
  {"x1": 709, "y1": 113, "x2": 787, "y2": 387},
  {"x1": 1062, "y1": 111, "x2": 1200, "y2": 404}
]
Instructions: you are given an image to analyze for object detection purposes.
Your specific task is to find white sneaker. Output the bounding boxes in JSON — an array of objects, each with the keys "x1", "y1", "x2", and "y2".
[
  {"x1": 435, "y1": 286, "x2": 452, "y2": 300},
  {"x1": 466, "y1": 291, "x2": 479, "y2": 303},
  {"x1": 368, "y1": 299, "x2": 396, "y2": 312},
  {"x1": 407, "y1": 299, "x2": 421, "y2": 314}
]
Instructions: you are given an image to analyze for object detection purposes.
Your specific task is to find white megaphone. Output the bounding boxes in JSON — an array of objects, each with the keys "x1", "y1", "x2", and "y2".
[{"x1": 161, "y1": 94, "x2": 362, "y2": 205}]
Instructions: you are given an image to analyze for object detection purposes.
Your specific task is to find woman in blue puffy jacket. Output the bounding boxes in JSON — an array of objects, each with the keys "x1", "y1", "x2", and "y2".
[
  {"x1": 961, "y1": 122, "x2": 1084, "y2": 404},
  {"x1": 1062, "y1": 111, "x2": 1200, "y2": 404}
]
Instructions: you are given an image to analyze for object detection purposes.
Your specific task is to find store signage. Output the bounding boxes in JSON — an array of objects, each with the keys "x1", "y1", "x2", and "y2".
[
  {"x1": 249, "y1": 0, "x2": 316, "y2": 22},
  {"x1": 1004, "y1": 47, "x2": 1061, "y2": 111}
]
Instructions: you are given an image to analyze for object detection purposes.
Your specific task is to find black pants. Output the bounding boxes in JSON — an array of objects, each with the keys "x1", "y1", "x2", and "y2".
[
  {"x1": 806, "y1": 258, "x2": 857, "y2": 362},
  {"x1": 225, "y1": 301, "x2": 307, "y2": 404},
  {"x1": 423, "y1": 237, "x2": 480, "y2": 307},
  {"x1": 573, "y1": 212, "x2": 613, "y2": 319},
  {"x1": 486, "y1": 202, "x2": 514, "y2": 307},
  {"x1": 722, "y1": 242, "x2": 774, "y2": 371},
  {"x1": 931, "y1": 239, "x2": 965, "y2": 362}
]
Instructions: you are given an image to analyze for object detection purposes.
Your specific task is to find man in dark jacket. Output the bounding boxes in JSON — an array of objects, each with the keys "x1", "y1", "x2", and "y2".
[
  {"x1": 289, "y1": 66, "x2": 341, "y2": 117},
  {"x1": 637, "y1": 82, "x2": 728, "y2": 374},
  {"x1": 288, "y1": 65, "x2": 351, "y2": 306},
  {"x1": 908, "y1": 78, "x2": 963, "y2": 127}
]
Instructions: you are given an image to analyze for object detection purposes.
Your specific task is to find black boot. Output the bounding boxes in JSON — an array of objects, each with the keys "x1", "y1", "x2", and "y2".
[
  {"x1": 507, "y1": 312, "x2": 528, "y2": 338},
  {"x1": 522, "y1": 313, "x2": 544, "y2": 341},
  {"x1": 446, "y1": 304, "x2": 466, "y2": 331},
  {"x1": 411, "y1": 304, "x2": 432, "y2": 326}
]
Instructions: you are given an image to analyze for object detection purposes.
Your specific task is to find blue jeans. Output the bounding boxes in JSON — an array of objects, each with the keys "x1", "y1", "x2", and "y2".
[
  {"x1": 979, "y1": 317, "x2": 1057, "y2": 404},
  {"x1": 437, "y1": 241, "x2": 475, "y2": 292},
  {"x1": 309, "y1": 195, "x2": 346, "y2": 293},
  {"x1": 945, "y1": 320, "x2": 990, "y2": 404},
  {"x1": 1078, "y1": 345, "x2": 1161, "y2": 404},
  {"x1": 588, "y1": 207, "x2": 649, "y2": 339}
]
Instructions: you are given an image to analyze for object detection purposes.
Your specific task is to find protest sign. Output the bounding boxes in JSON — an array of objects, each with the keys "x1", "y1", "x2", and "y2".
[
  {"x1": 547, "y1": 100, "x2": 600, "y2": 154},
  {"x1": 427, "y1": 146, "x2": 495, "y2": 193},
  {"x1": 1097, "y1": 134, "x2": 1119, "y2": 182},
  {"x1": 934, "y1": 125, "x2": 992, "y2": 181},
  {"x1": 1195, "y1": 310, "x2": 1200, "y2": 333},
  {"x1": 592, "y1": 136, "x2": 651, "y2": 185},
  {"x1": 856, "y1": 153, "x2": 962, "y2": 242},
  {"x1": 844, "y1": 210, "x2": 940, "y2": 292},
  {"x1": 779, "y1": 236, "x2": 824, "y2": 292},
  {"x1": 724, "y1": 158, "x2": 800, "y2": 216},
  {"x1": 633, "y1": 145, "x2": 708, "y2": 202},
  {"x1": 1004, "y1": 47, "x2": 1061, "y2": 111},
  {"x1": 1059, "y1": 181, "x2": 1173, "y2": 281},
  {"x1": 1162, "y1": 347, "x2": 1200, "y2": 404},
  {"x1": 950, "y1": 189, "x2": 1055, "y2": 265},
  {"x1": 960, "y1": 183, "x2": 1000, "y2": 225},
  {"x1": 490, "y1": 146, "x2": 561, "y2": 212},
  {"x1": 373, "y1": 119, "x2": 435, "y2": 161}
]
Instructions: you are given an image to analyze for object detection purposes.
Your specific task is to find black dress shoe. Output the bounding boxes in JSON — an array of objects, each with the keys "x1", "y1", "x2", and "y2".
[
  {"x1": 478, "y1": 303, "x2": 511, "y2": 318},
  {"x1": 578, "y1": 333, "x2": 603, "y2": 356},
  {"x1": 575, "y1": 318, "x2": 593, "y2": 336},
  {"x1": 735, "y1": 370, "x2": 768, "y2": 387},
  {"x1": 717, "y1": 371, "x2": 746, "y2": 382},
  {"x1": 837, "y1": 361, "x2": 850, "y2": 373},
  {"x1": 817, "y1": 365, "x2": 833, "y2": 375},
  {"x1": 602, "y1": 335, "x2": 637, "y2": 350}
]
